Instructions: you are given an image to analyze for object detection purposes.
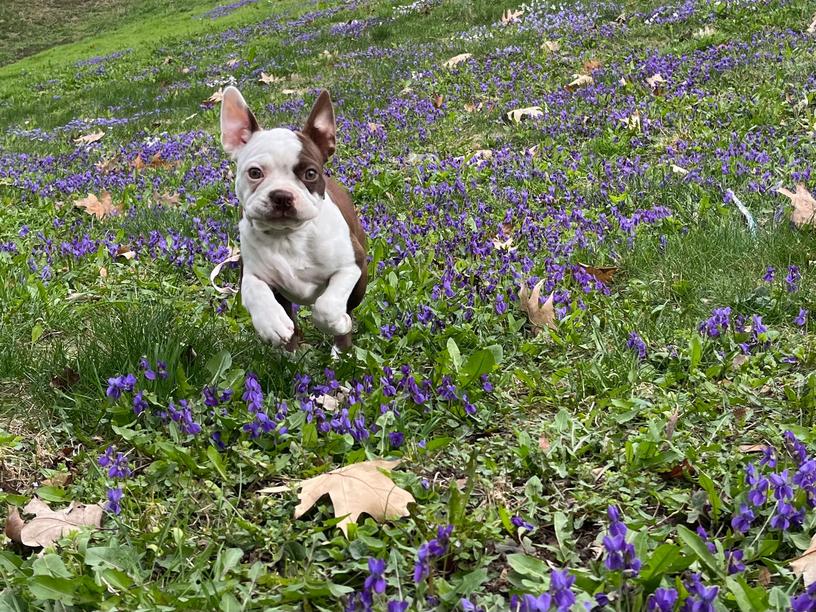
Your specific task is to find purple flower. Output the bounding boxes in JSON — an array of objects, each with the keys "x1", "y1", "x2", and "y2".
[
  {"x1": 132, "y1": 391, "x2": 148, "y2": 415},
  {"x1": 98, "y1": 446, "x2": 132, "y2": 479},
  {"x1": 364, "y1": 558, "x2": 387, "y2": 594},
  {"x1": 495, "y1": 294, "x2": 508, "y2": 314},
  {"x1": 795, "y1": 308, "x2": 808, "y2": 327},
  {"x1": 139, "y1": 357, "x2": 156, "y2": 381},
  {"x1": 699, "y1": 307, "x2": 731, "y2": 338},
  {"x1": 413, "y1": 525, "x2": 453, "y2": 583},
  {"x1": 770, "y1": 500, "x2": 804, "y2": 531},
  {"x1": 603, "y1": 505, "x2": 641, "y2": 575},
  {"x1": 549, "y1": 569, "x2": 576, "y2": 611},
  {"x1": 770, "y1": 470, "x2": 793, "y2": 500},
  {"x1": 106, "y1": 373, "x2": 137, "y2": 399},
  {"x1": 648, "y1": 588, "x2": 678, "y2": 612},
  {"x1": 510, "y1": 593, "x2": 552, "y2": 612},
  {"x1": 387, "y1": 602, "x2": 409, "y2": 612},
  {"x1": 786, "y1": 265, "x2": 801, "y2": 292},
  {"x1": 683, "y1": 574, "x2": 718, "y2": 612},
  {"x1": 106, "y1": 486, "x2": 124, "y2": 515},
  {"x1": 388, "y1": 431, "x2": 405, "y2": 449},
  {"x1": 626, "y1": 331, "x2": 647, "y2": 360},
  {"x1": 762, "y1": 266, "x2": 775, "y2": 282},
  {"x1": 726, "y1": 549, "x2": 745, "y2": 574},
  {"x1": 696, "y1": 526, "x2": 716, "y2": 553},
  {"x1": 731, "y1": 504, "x2": 755, "y2": 534},
  {"x1": 481, "y1": 374, "x2": 493, "y2": 392},
  {"x1": 511, "y1": 515, "x2": 535, "y2": 533},
  {"x1": 157, "y1": 360, "x2": 168, "y2": 379}
]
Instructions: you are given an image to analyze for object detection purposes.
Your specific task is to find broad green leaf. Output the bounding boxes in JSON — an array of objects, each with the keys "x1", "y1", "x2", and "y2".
[
  {"x1": 32, "y1": 554, "x2": 71, "y2": 579},
  {"x1": 457, "y1": 568, "x2": 488, "y2": 595},
  {"x1": 458, "y1": 348, "x2": 496, "y2": 388},
  {"x1": 447, "y1": 337, "x2": 462, "y2": 372},
  {"x1": 207, "y1": 445, "x2": 229, "y2": 480},
  {"x1": 689, "y1": 335, "x2": 702, "y2": 371},
  {"x1": 34, "y1": 486, "x2": 67, "y2": 502},
  {"x1": 27, "y1": 576, "x2": 76, "y2": 604},
  {"x1": 507, "y1": 553, "x2": 550, "y2": 585},
  {"x1": 215, "y1": 548, "x2": 243, "y2": 580},
  {"x1": 676, "y1": 525, "x2": 724, "y2": 578},
  {"x1": 206, "y1": 350, "x2": 233, "y2": 382},
  {"x1": 726, "y1": 575, "x2": 768, "y2": 612},
  {"x1": 31, "y1": 324, "x2": 43, "y2": 344}
]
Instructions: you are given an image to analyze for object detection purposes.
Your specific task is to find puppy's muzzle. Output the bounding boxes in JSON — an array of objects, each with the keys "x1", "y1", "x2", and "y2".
[{"x1": 262, "y1": 189, "x2": 297, "y2": 219}]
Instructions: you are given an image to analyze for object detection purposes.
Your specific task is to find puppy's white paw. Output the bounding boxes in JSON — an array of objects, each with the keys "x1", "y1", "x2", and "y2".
[
  {"x1": 252, "y1": 312, "x2": 294, "y2": 346},
  {"x1": 315, "y1": 312, "x2": 352, "y2": 336}
]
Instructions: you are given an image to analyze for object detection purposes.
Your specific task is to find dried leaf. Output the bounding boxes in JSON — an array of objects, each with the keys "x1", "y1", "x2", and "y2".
[
  {"x1": 472, "y1": 149, "x2": 493, "y2": 161},
  {"x1": 116, "y1": 245, "x2": 136, "y2": 260},
  {"x1": 492, "y1": 236, "x2": 514, "y2": 251},
  {"x1": 95, "y1": 156, "x2": 119, "y2": 173},
  {"x1": 541, "y1": 41, "x2": 560, "y2": 52},
  {"x1": 210, "y1": 247, "x2": 241, "y2": 296},
  {"x1": 732, "y1": 354, "x2": 749, "y2": 369},
  {"x1": 463, "y1": 101, "x2": 483, "y2": 113},
  {"x1": 432, "y1": 94, "x2": 444, "y2": 109},
  {"x1": 507, "y1": 106, "x2": 543, "y2": 123},
  {"x1": 443, "y1": 53, "x2": 472, "y2": 68},
  {"x1": 99, "y1": 267, "x2": 108, "y2": 279},
  {"x1": 73, "y1": 130, "x2": 105, "y2": 145},
  {"x1": 501, "y1": 8, "x2": 524, "y2": 24},
  {"x1": 577, "y1": 263, "x2": 618, "y2": 284},
  {"x1": 671, "y1": 163, "x2": 689, "y2": 176},
  {"x1": 73, "y1": 192, "x2": 120, "y2": 220},
  {"x1": 130, "y1": 154, "x2": 146, "y2": 171},
  {"x1": 660, "y1": 459, "x2": 694, "y2": 480},
  {"x1": 565, "y1": 74, "x2": 593, "y2": 91},
  {"x1": 206, "y1": 88, "x2": 224, "y2": 104},
  {"x1": 582, "y1": 59, "x2": 603, "y2": 72},
  {"x1": 808, "y1": 13, "x2": 816, "y2": 34},
  {"x1": 646, "y1": 73, "x2": 667, "y2": 91},
  {"x1": 8, "y1": 499, "x2": 103, "y2": 547},
  {"x1": 777, "y1": 184, "x2": 816, "y2": 227},
  {"x1": 739, "y1": 444, "x2": 770, "y2": 453},
  {"x1": 366, "y1": 122, "x2": 384, "y2": 133},
  {"x1": 50, "y1": 367, "x2": 80, "y2": 391},
  {"x1": 519, "y1": 280, "x2": 556, "y2": 333},
  {"x1": 42, "y1": 473, "x2": 72, "y2": 488},
  {"x1": 4, "y1": 507, "x2": 24, "y2": 542},
  {"x1": 259, "y1": 72, "x2": 283, "y2": 84},
  {"x1": 162, "y1": 56, "x2": 173, "y2": 65},
  {"x1": 158, "y1": 192, "x2": 181, "y2": 207},
  {"x1": 665, "y1": 410, "x2": 680, "y2": 440},
  {"x1": 293, "y1": 459, "x2": 414, "y2": 536},
  {"x1": 757, "y1": 566, "x2": 772, "y2": 587},
  {"x1": 227, "y1": 58, "x2": 241, "y2": 68},
  {"x1": 694, "y1": 26, "x2": 717, "y2": 38},
  {"x1": 792, "y1": 532, "x2": 816, "y2": 586}
]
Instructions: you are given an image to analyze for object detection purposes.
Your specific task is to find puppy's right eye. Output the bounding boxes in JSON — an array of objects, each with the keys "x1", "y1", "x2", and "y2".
[{"x1": 247, "y1": 167, "x2": 263, "y2": 180}]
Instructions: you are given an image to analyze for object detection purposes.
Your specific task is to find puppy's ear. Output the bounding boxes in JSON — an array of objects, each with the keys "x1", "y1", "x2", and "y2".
[
  {"x1": 302, "y1": 90, "x2": 336, "y2": 162},
  {"x1": 220, "y1": 86, "x2": 259, "y2": 157}
]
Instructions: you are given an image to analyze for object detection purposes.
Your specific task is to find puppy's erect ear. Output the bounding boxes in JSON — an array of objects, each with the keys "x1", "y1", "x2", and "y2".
[
  {"x1": 220, "y1": 86, "x2": 259, "y2": 157},
  {"x1": 302, "y1": 90, "x2": 336, "y2": 162}
]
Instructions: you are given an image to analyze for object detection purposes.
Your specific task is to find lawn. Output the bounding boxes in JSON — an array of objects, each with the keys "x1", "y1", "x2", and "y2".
[{"x1": 2, "y1": 0, "x2": 816, "y2": 609}]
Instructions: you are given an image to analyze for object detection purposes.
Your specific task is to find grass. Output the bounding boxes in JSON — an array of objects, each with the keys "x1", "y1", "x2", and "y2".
[{"x1": 2, "y1": 0, "x2": 816, "y2": 610}]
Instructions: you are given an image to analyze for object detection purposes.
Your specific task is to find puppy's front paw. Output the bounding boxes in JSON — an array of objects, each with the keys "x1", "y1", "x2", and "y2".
[
  {"x1": 313, "y1": 308, "x2": 352, "y2": 336},
  {"x1": 252, "y1": 312, "x2": 294, "y2": 346}
]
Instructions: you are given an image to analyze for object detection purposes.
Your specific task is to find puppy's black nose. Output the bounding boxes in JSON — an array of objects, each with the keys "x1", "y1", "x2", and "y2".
[{"x1": 269, "y1": 189, "x2": 294, "y2": 210}]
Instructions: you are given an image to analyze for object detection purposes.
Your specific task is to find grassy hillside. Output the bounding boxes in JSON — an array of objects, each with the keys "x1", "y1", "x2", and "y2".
[{"x1": 2, "y1": 0, "x2": 816, "y2": 609}]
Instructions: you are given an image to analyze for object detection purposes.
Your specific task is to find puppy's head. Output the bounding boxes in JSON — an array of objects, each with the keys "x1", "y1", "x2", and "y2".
[{"x1": 220, "y1": 86, "x2": 336, "y2": 230}]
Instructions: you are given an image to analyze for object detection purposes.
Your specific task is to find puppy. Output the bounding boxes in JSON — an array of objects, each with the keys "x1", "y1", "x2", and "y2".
[{"x1": 220, "y1": 86, "x2": 367, "y2": 352}]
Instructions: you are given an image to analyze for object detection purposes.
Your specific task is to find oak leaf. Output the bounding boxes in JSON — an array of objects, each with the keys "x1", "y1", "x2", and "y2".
[
  {"x1": 507, "y1": 106, "x2": 543, "y2": 123},
  {"x1": 95, "y1": 156, "x2": 119, "y2": 173},
  {"x1": 293, "y1": 459, "x2": 414, "y2": 536},
  {"x1": 583, "y1": 59, "x2": 602, "y2": 72},
  {"x1": 206, "y1": 89, "x2": 224, "y2": 104},
  {"x1": 5, "y1": 499, "x2": 103, "y2": 547},
  {"x1": 158, "y1": 192, "x2": 181, "y2": 207},
  {"x1": 791, "y1": 532, "x2": 816, "y2": 586},
  {"x1": 519, "y1": 279, "x2": 556, "y2": 333},
  {"x1": 566, "y1": 74, "x2": 593, "y2": 91},
  {"x1": 443, "y1": 53, "x2": 472, "y2": 68},
  {"x1": 577, "y1": 263, "x2": 618, "y2": 284},
  {"x1": 259, "y1": 72, "x2": 283, "y2": 84},
  {"x1": 73, "y1": 130, "x2": 105, "y2": 145},
  {"x1": 74, "y1": 192, "x2": 120, "y2": 220},
  {"x1": 777, "y1": 184, "x2": 816, "y2": 227},
  {"x1": 501, "y1": 8, "x2": 524, "y2": 24}
]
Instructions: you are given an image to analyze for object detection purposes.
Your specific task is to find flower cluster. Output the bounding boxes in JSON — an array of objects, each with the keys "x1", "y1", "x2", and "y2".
[
  {"x1": 345, "y1": 558, "x2": 407, "y2": 612},
  {"x1": 510, "y1": 570, "x2": 575, "y2": 612},
  {"x1": 626, "y1": 331, "x2": 647, "y2": 360},
  {"x1": 602, "y1": 505, "x2": 641, "y2": 575},
  {"x1": 698, "y1": 306, "x2": 731, "y2": 338},
  {"x1": 413, "y1": 525, "x2": 453, "y2": 583},
  {"x1": 97, "y1": 446, "x2": 131, "y2": 515}
]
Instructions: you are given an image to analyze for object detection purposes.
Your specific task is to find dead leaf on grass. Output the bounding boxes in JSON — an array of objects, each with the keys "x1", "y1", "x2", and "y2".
[
  {"x1": 501, "y1": 8, "x2": 524, "y2": 24},
  {"x1": 583, "y1": 58, "x2": 603, "y2": 72},
  {"x1": 646, "y1": 73, "x2": 667, "y2": 92},
  {"x1": 259, "y1": 72, "x2": 283, "y2": 84},
  {"x1": 808, "y1": 13, "x2": 816, "y2": 34},
  {"x1": 541, "y1": 41, "x2": 560, "y2": 52},
  {"x1": 95, "y1": 156, "x2": 119, "y2": 173},
  {"x1": 577, "y1": 263, "x2": 618, "y2": 284},
  {"x1": 671, "y1": 163, "x2": 689, "y2": 176},
  {"x1": 739, "y1": 444, "x2": 771, "y2": 453},
  {"x1": 507, "y1": 106, "x2": 543, "y2": 123},
  {"x1": 293, "y1": 459, "x2": 414, "y2": 536},
  {"x1": 162, "y1": 56, "x2": 174, "y2": 65},
  {"x1": 226, "y1": 58, "x2": 241, "y2": 68},
  {"x1": 777, "y1": 184, "x2": 816, "y2": 227},
  {"x1": 732, "y1": 354, "x2": 749, "y2": 369},
  {"x1": 792, "y1": 532, "x2": 816, "y2": 586},
  {"x1": 519, "y1": 279, "x2": 556, "y2": 333},
  {"x1": 366, "y1": 122, "x2": 384, "y2": 132},
  {"x1": 565, "y1": 74, "x2": 593, "y2": 91},
  {"x1": 116, "y1": 245, "x2": 136, "y2": 260},
  {"x1": 443, "y1": 53, "x2": 472, "y2": 68},
  {"x1": 73, "y1": 130, "x2": 105, "y2": 145},
  {"x1": 157, "y1": 192, "x2": 181, "y2": 207},
  {"x1": 206, "y1": 88, "x2": 224, "y2": 104},
  {"x1": 73, "y1": 192, "x2": 120, "y2": 220},
  {"x1": 432, "y1": 94, "x2": 445, "y2": 109},
  {"x1": 5, "y1": 499, "x2": 104, "y2": 547}
]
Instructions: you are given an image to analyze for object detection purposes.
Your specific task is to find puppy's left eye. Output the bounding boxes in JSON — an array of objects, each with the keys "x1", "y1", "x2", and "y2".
[
  {"x1": 303, "y1": 169, "x2": 319, "y2": 182},
  {"x1": 248, "y1": 167, "x2": 264, "y2": 180}
]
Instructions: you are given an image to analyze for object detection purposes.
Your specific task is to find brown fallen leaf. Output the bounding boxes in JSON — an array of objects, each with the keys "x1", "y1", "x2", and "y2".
[
  {"x1": 131, "y1": 154, "x2": 146, "y2": 171},
  {"x1": 732, "y1": 354, "x2": 749, "y2": 369},
  {"x1": 6, "y1": 499, "x2": 104, "y2": 547},
  {"x1": 157, "y1": 192, "x2": 181, "y2": 207},
  {"x1": 660, "y1": 459, "x2": 694, "y2": 480},
  {"x1": 541, "y1": 41, "x2": 560, "y2": 52},
  {"x1": 226, "y1": 58, "x2": 241, "y2": 68},
  {"x1": 293, "y1": 459, "x2": 414, "y2": 536},
  {"x1": 74, "y1": 192, "x2": 120, "y2": 220},
  {"x1": 432, "y1": 94, "x2": 444, "y2": 109},
  {"x1": 99, "y1": 267, "x2": 108, "y2": 279},
  {"x1": 665, "y1": 410, "x2": 680, "y2": 440},
  {"x1": 206, "y1": 89, "x2": 224, "y2": 104},
  {"x1": 583, "y1": 59, "x2": 603, "y2": 72},
  {"x1": 95, "y1": 156, "x2": 119, "y2": 173},
  {"x1": 492, "y1": 236, "x2": 514, "y2": 251},
  {"x1": 792, "y1": 532, "x2": 816, "y2": 586},
  {"x1": 777, "y1": 184, "x2": 816, "y2": 227},
  {"x1": 116, "y1": 245, "x2": 136, "y2": 260},
  {"x1": 739, "y1": 444, "x2": 770, "y2": 454},
  {"x1": 577, "y1": 263, "x2": 618, "y2": 284},
  {"x1": 472, "y1": 149, "x2": 493, "y2": 161},
  {"x1": 519, "y1": 279, "x2": 556, "y2": 333},
  {"x1": 463, "y1": 102, "x2": 483, "y2": 113},
  {"x1": 443, "y1": 53, "x2": 472, "y2": 68},
  {"x1": 757, "y1": 566, "x2": 772, "y2": 587},
  {"x1": 50, "y1": 366, "x2": 80, "y2": 391},
  {"x1": 646, "y1": 73, "x2": 667, "y2": 92},
  {"x1": 73, "y1": 130, "x2": 105, "y2": 145},
  {"x1": 507, "y1": 106, "x2": 543, "y2": 123},
  {"x1": 366, "y1": 122, "x2": 384, "y2": 133},
  {"x1": 808, "y1": 13, "x2": 816, "y2": 34},
  {"x1": 42, "y1": 473, "x2": 72, "y2": 488},
  {"x1": 259, "y1": 72, "x2": 283, "y2": 85},
  {"x1": 565, "y1": 74, "x2": 593, "y2": 91},
  {"x1": 162, "y1": 56, "x2": 173, "y2": 65},
  {"x1": 501, "y1": 8, "x2": 524, "y2": 24}
]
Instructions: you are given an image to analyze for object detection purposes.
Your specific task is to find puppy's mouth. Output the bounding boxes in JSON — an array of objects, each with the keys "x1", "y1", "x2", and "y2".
[{"x1": 247, "y1": 215, "x2": 307, "y2": 232}]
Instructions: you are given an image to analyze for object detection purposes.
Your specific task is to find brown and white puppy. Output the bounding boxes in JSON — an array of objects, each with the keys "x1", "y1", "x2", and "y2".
[{"x1": 220, "y1": 86, "x2": 367, "y2": 352}]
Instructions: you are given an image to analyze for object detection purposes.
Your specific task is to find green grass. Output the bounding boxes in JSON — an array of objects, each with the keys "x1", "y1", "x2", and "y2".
[{"x1": 3, "y1": 0, "x2": 816, "y2": 609}]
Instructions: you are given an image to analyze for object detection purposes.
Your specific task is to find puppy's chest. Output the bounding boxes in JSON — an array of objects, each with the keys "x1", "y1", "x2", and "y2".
[{"x1": 245, "y1": 233, "x2": 330, "y2": 302}]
